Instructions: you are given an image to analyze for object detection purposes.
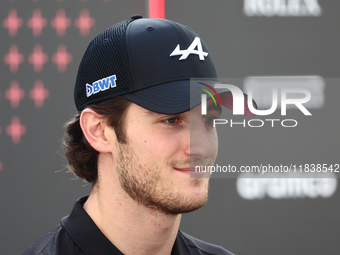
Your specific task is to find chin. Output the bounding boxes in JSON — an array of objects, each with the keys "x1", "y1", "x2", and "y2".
[{"x1": 163, "y1": 184, "x2": 209, "y2": 215}]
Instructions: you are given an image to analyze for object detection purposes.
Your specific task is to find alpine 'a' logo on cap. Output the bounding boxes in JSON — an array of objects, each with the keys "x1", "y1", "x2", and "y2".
[
  {"x1": 86, "y1": 75, "x2": 117, "y2": 97},
  {"x1": 170, "y1": 37, "x2": 208, "y2": 61}
]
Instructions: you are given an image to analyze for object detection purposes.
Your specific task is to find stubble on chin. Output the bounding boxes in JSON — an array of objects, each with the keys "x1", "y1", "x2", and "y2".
[{"x1": 116, "y1": 142, "x2": 209, "y2": 215}]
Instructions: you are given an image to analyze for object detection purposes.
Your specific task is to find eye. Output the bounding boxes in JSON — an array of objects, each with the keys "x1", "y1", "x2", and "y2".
[
  {"x1": 204, "y1": 117, "x2": 214, "y2": 124},
  {"x1": 162, "y1": 117, "x2": 180, "y2": 125},
  {"x1": 166, "y1": 118, "x2": 177, "y2": 124}
]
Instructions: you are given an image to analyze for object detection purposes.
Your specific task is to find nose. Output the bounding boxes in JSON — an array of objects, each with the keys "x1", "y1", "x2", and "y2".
[{"x1": 186, "y1": 113, "x2": 217, "y2": 162}]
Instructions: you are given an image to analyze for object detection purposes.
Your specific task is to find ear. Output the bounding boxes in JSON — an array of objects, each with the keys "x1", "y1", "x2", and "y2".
[{"x1": 80, "y1": 108, "x2": 114, "y2": 153}]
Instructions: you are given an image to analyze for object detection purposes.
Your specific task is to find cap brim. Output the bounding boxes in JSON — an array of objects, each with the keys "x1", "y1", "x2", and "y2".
[{"x1": 124, "y1": 80, "x2": 256, "y2": 115}]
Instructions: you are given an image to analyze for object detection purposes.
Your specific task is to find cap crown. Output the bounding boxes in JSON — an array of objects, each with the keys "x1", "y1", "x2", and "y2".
[{"x1": 74, "y1": 17, "x2": 217, "y2": 111}]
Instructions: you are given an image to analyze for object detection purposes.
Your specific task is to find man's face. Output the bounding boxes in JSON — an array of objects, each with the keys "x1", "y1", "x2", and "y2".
[{"x1": 114, "y1": 100, "x2": 221, "y2": 215}]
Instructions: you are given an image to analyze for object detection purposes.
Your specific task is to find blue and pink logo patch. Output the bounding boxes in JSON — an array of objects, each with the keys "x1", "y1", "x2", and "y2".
[{"x1": 86, "y1": 75, "x2": 116, "y2": 97}]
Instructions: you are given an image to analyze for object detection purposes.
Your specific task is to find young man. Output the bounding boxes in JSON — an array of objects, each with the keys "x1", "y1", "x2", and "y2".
[{"x1": 23, "y1": 15, "x2": 239, "y2": 255}]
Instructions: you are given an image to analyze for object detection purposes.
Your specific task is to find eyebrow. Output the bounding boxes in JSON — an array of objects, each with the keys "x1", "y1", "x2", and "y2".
[
  {"x1": 143, "y1": 103, "x2": 222, "y2": 117},
  {"x1": 144, "y1": 110, "x2": 165, "y2": 117}
]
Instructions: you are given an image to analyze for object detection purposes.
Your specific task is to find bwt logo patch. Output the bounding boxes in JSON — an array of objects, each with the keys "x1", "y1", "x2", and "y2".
[{"x1": 86, "y1": 75, "x2": 117, "y2": 97}]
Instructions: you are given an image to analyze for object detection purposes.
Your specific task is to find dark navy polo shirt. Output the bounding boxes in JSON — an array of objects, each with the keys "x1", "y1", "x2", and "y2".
[{"x1": 23, "y1": 196, "x2": 234, "y2": 255}]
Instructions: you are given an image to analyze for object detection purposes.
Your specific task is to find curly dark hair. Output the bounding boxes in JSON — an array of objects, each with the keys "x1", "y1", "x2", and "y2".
[{"x1": 63, "y1": 96, "x2": 132, "y2": 184}]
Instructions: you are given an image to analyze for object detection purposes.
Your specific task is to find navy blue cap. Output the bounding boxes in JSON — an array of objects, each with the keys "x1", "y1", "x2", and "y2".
[{"x1": 74, "y1": 15, "x2": 251, "y2": 115}]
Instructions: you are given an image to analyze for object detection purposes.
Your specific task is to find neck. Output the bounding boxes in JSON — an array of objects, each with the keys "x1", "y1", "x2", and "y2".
[{"x1": 83, "y1": 177, "x2": 182, "y2": 255}]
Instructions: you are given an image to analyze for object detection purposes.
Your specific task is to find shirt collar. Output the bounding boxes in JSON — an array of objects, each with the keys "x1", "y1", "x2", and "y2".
[{"x1": 61, "y1": 196, "x2": 192, "y2": 255}]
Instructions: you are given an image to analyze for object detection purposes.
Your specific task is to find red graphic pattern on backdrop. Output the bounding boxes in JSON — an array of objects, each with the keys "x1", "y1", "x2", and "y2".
[
  {"x1": 28, "y1": 45, "x2": 49, "y2": 73},
  {"x1": 29, "y1": 80, "x2": 50, "y2": 108},
  {"x1": 5, "y1": 81, "x2": 25, "y2": 108},
  {"x1": 4, "y1": 45, "x2": 24, "y2": 73},
  {"x1": 6, "y1": 117, "x2": 26, "y2": 145},
  {"x1": 27, "y1": 9, "x2": 47, "y2": 37},
  {"x1": 2, "y1": 6, "x2": 96, "y2": 172},
  {"x1": 3, "y1": 9, "x2": 23, "y2": 37},
  {"x1": 51, "y1": 9, "x2": 71, "y2": 37},
  {"x1": 74, "y1": 9, "x2": 96, "y2": 37},
  {"x1": 52, "y1": 45, "x2": 73, "y2": 72}
]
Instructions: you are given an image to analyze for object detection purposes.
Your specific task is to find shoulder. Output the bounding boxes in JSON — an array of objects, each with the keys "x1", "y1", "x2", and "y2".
[
  {"x1": 22, "y1": 224, "x2": 84, "y2": 255},
  {"x1": 179, "y1": 231, "x2": 235, "y2": 255}
]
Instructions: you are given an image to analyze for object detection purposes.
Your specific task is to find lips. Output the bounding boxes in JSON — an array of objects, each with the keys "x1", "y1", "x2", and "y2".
[
  {"x1": 174, "y1": 167, "x2": 196, "y2": 172},
  {"x1": 174, "y1": 166, "x2": 210, "y2": 178}
]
